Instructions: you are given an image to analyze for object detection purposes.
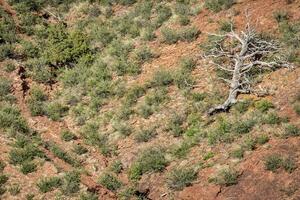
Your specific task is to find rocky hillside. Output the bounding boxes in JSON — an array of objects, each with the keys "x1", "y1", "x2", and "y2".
[{"x1": 0, "y1": 0, "x2": 299, "y2": 199}]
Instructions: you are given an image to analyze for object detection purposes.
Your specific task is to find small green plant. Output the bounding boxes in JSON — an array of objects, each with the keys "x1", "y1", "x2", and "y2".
[
  {"x1": 203, "y1": 151, "x2": 214, "y2": 160},
  {"x1": 281, "y1": 158, "x2": 297, "y2": 173},
  {"x1": 179, "y1": 26, "x2": 200, "y2": 42},
  {"x1": 37, "y1": 177, "x2": 62, "y2": 193},
  {"x1": 129, "y1": 147, "x2": 167, "y2": 180},
  {"x1": 80, "y1": 192, "x2": 98, "y2": 200},
  {"x1": 171, "y1": 141, "x2": 193, "y2": 159},
  {"x1": 20, "y1": 161, "x2": 37, "y2": 174},
  {"x1": 255, "y1": 100, "x2": 274, "y2": 112},
  {"x1": 205, "y1": 0, "x2": 235, "y2": 13},
  {"x1": 284, "y1": 124, "x2": 300, "y2": 137},
  {"x1": 138, "y1": 104, "x2": 154, "y2": 118},
  {"x1": 264, "y1": 154, "x2": 282, "y2": 172},
  {"x1": 61, "y1": 130, "x2": 77, "y2": 142},
  {"x1": 233, "y1": 119, "x2": 255, "y2": 134},
  {"x1": 99, "y1": 173, "x2": 122, "y2": 191},
  {"x1": 110, "y1": 160, "x2": 123, "y2": 174},
  {"x1": 150, "y1": 70, "x2": 173, "y2": 87},
  {"x1": 262, "y1": 112, "x2": 282, "y2": 124},
  {"x1": 166, "y1": 113, "x2": 185, "y2": 137},
  {"x1": 273, "y1": 10, "x2": 289, "y2": 23},
  {"x1": 48, "y1": 143, "x2": 80, "y2": 167},
  {"x1": 27, "y1": 86, "x2": 47, "y2": 116},
  {"x1": 73, "y1": 144, "x2": 88, "y2": 155},
  {"x1": 134, "y1": 127, "x2": 157, "y2": 142},
  {"x1": 242, "y1": 136, "x2": 256, "y2": 150},
  {"x1": 230, "y1": 147, "x2": 244, "y2": 159},
  {"x1": 234, "y1": 100, "x2": 251, "y2": 113},
  {"x1": 62, "y1": 171, "x2": 81, "y2": 195},
  {"x1": 256, "y1": 134, "x2": 269, "y2": 145},
  {"x1": 219, "y1": 20, "x2": 234, "y2": 32},
  {"x1": 161, "y1": 27, "x2": 180, "y2": 44},
  {"x1": 166, "y1": 167, "x2": 197, "y2": 190},
  {"x1": 46, "y1": 102, "x2": 69, "y2": 121},
  {"x1": 4, "y1": 62, "x2": 16, "y2": 72},
  {"x1": 0, "y1": 174, "x2": 8, "y2": 186},
  {"x1": 211, "y1": 169, "x2": 238, "y2": 186},
  {"x1": 8, "y1": 184, "x2": 21, "y2": 196}
]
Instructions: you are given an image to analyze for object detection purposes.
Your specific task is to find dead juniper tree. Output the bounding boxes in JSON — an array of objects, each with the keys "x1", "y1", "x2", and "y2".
[{"x1": 203, "y1": 20, "x2": 291, "y2": 115}]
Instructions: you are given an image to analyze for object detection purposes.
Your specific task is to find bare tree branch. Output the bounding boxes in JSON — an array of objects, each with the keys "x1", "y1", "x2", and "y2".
[{"x1": 203, "y1": 19, "x2": 292, "y2": 115}]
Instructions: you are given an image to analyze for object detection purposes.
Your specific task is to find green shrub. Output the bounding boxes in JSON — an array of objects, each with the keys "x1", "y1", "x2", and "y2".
[
  {"x1": 37, "y1": 177, "x2": 62, "y2": 193},
  {"x1": 129, "y1": 148, "x2": 167, "y2": 180},
  {"x1": 118, "y1": 0, "x2": 137, "y2": 6},
  {"x1": 255, "y1": 100, "x2": 274, "y2": 112},
  {"x1": 0, "y1": 44, "x2": 15, "y2": 61},
  {"x1": 264, "y1": 154, "x2": 282, "y2": 172},
  {"x1": 205, "y1": 0, "x2": 235, "y2": 13},
  {"x1": 178, "y1": 15, "x2": 190, "y2": 26},
  {"x1": 208, "y1": 119, "x2": 233, "y2": 144},
  {"x1": 134, "y1": 46, "x2": 157, "y2": 63},
  {"x1": 20, "y1": 161, "x2": 37, "y2": 174},
  {"x1": 150, "y1": 70, "x2": 173, "y2": 87},
  {"x1": 242, "y1": 136, "x2": 256, "y2": 151},
  {"x1": 219, "y1": 20, "x2": 234, "y2": 32},
  {"x1": 27, "y1": 86, "x2": 47, "y2": 116},
  {"x1": 203, "y1": 151, "x2": 214, "y2": 160},
  {"x1": 284, "y1": 124, "x2": 300, "y2": 137},
  {"x1": 113, "y1": 121, "x2": 131, "y2": 136},
  {"x1": 230, "y1": 147, "x2": 244, "y2": 159},
  {"x1": 256, "y1": 134, "x2": 269, "y2": 145},
  {"x1": 124, "y1": 85, "x2": 146, "y2": 106},
  {"x1": 180, "y1": 26, "x2": 200, "y2": 42},
  {"x1": 48, "y1": 143, "x2": 79, "y2": 167},
  {"x1": 134, "y1": 127, "x2": 157, "y2": 142},
  {"x1": 62, "y1": 171, "x2": 81, "y2": 195},
  {"x1": 167, "y1": 167, "x2": 197, "y2": 190},
  {"x1": 4, "y1": 63, "x2": 16, "y2": 72},
  {"x1": 0, "y1": 161, "x2": 6, "y2": 173},
  {"x1": 171, "y1": 141, "x2": 193, "y2": 158},
  {"x1": 155, "y1": 4, "x2": 172, "y2": 27},
  {"x1": 9, "y1": 144, "x2": 43, "y2": 165},
  {"x1": 262, "y1": 112, "x2": 282, "y2": 124},
  {"x1": 46, "y1": 102, "x2": 69, "y2": 121},
  {"x1": 282, "y1": 158, "x2": 297, "y2": 173},
  {"x1": 0, "y1": 8, "x2": 17, "y2": 43},
  {"x1": 99, "y1": 173, "x2": 122, "y2": 191},
  {"x1": 0, "y1": 175, "x2": 8, "y2": 186},
  {"x1": 61, "y1": 130, "x2": 77, "y2": 142},
  {"x1": 73, "y1": 144, "x2": 88, "y2": 155},
  {"x1": 161, "y1": 28, "x2": 180, "y2": 44},
  {"x1": 173, "y1": 69, "x2": 195, "y2": 90},
  {"x1": 0, "y1": 77, "x2": 11, "y2": 96},
  {"x1": 234, "y1": 100, "x2": 251, "y2": 113},
  {"x1": 141, "y1": 27, "x2": 156, "y2": 41},
  {"x1": 110, "y1": 160, "x2": 123, "y2": 174},
  {"x1": 211, "y1": 169, "x2": 238, "y2": 186},
  {"x1": 233, "y1": 119, "x2": 255, "y2": 134},
  {"x1": 138, "y1": 104, "x2": 154, "y2": 118},
  {"x1": 273, "y1": 10, "x2": 289, "y2": 23},
  {"x1": 8, "y1": 183, "x2": 21, "y2": 196},
  {"x1": 43, "y1": 24, "x2": 90, "y2": 67},
  {"x1": 166, "y1": 113, "x2": 185, "y2": 137},
  {"x1": 80, "y1": 192, "x2": 98, "y2": 200}
]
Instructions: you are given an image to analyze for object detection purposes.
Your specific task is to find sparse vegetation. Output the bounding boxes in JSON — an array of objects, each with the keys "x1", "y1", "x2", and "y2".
[
  {"x1": 99, "y1": 173, "x2": 122, "y2": 191},
  {"x1": 129, "y1": 147, "x2": 167, "y2": 180},
  {"x1": 0, "y1": 1, "x2": 299, "y2": 198},
  {"x1": 167, "y1": 167, "x2": 197, "y2": 190}
]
